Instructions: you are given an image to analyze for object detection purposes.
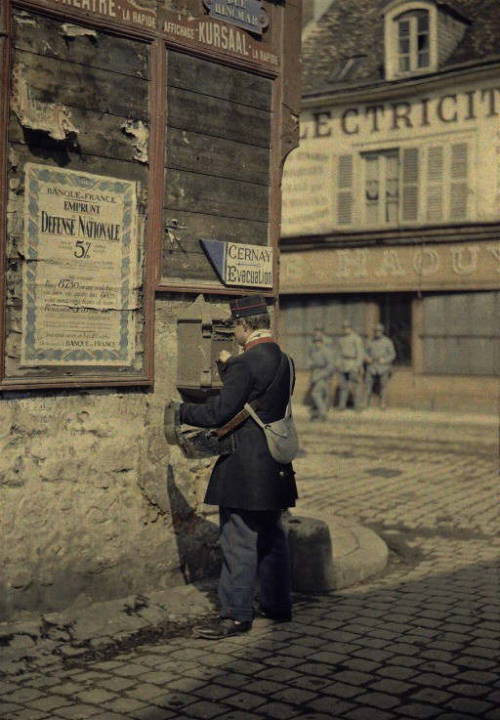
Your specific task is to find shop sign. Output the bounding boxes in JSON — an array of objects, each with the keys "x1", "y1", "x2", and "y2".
[
  {"x1": 203, "y1": 0, "x2": 269, "y2": 36},
  {"x1": 300, "y1": 87, "x2": 500, "y2": 140},
  {"x1": 281, "y1": 241, "x2": 500, "y2": 294},
  {"x1": 164, "y1": 12, "x2": 279, "y2": 67},
  {"x1": 201, "y1": 238, "x2": 273, "y2": 288},
  {"x1": 35, "y1": 0, "x2": 279, "y2": 67},
  {"x1": 40, "y1": 0, "x2": 157, "y2": 29}
]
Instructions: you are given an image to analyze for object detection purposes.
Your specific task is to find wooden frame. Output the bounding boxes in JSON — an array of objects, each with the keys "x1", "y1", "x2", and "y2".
[
  {"x1": 0, "y1": 2, "x2": 10, "y2": 390},
  {"x1": 0, "y1": 1, "x2": 159, "y2": 390},
  {"x1": 156, "y1": 46, "x2": 280, "y2": 296}
]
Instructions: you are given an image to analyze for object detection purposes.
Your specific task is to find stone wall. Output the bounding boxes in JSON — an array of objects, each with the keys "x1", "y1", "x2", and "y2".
[{"x1": 0, "y1": 295, "x2": 222, "y2": 621}]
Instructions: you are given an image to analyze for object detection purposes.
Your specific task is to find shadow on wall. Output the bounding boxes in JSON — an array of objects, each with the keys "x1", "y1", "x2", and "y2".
[{"x1": 166, "y1": 464, "x2": 221, "y2": 584}]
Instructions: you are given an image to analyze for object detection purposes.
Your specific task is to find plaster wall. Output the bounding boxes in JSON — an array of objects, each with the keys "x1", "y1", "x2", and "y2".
[{"x1": 282, "y1": 73, "x2": 500, "y2": 236}]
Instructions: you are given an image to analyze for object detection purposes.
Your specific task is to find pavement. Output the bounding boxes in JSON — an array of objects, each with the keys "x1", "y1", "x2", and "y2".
[{"x1": 1, "y1": 406, "x2": 499, "y2": 720}]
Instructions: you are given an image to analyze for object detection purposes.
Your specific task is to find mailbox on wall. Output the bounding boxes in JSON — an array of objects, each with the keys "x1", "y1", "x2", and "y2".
[{"x1": 176, "y1": 295, "x2": 238, "y2": 397}]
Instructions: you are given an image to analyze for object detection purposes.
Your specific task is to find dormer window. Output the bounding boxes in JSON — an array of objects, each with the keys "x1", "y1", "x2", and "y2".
[
  {"x1": 397, "y1": 10, "x2": 430, "y2": 72},
  {"x1": 383, "y1": 1, "x2": 438, "y2": 80}
]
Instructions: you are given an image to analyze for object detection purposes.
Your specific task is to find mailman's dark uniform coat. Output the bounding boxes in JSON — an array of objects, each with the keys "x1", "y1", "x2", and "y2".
[{"x1": 180, "y1": 341, "x2": 298, "y2": 511}]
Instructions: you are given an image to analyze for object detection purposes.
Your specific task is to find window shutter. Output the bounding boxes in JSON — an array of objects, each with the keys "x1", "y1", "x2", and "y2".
[
  {"x1": 450, "y1": 143, "x2": 468, "y2": 220},
  {"x1": 401, "y1": 148, "x2": 419, "y2": 221},
  {"x1": 337, "y1": 154, "x2": 353, "y2": 225},
  {"x1": 426, "y1": 146, "x2": 443, "y2": 222}
]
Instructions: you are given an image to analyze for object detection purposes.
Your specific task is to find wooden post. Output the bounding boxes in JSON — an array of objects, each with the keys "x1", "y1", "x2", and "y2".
[
  {"x1": 412, "y1": 296, "x2": 424, "y2": 374},
  {"x1": 365, "y1": 299, "x2": 380, "y2": 340}
]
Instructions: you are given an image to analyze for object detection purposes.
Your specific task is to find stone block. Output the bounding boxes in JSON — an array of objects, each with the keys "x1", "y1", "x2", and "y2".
[
  {"x1": 285, "y1": 516, "x2": 334, "y2": 592},
  {"x1": 284, "y1": 513, "x2": 388, "y2": 592}
]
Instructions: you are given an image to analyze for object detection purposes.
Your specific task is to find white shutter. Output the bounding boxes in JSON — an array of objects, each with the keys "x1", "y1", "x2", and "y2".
[
  {"x1": 401, "y1": 148, "x2": 419, "y2": 222},
  {"x1": 449, "y1": 143, "x2": 468, "y2": 220},
  {"x1": 337, "y1": 155, "x2": 353, "y2": 225},
  {"x1": 426, "y1": 146, "x2": 443, "y2": 222}
]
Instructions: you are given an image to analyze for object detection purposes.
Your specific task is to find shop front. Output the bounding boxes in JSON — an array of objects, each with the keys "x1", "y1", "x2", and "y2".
[{"x1": 280, "y1": 237, "x2": 500, "y2": 413}]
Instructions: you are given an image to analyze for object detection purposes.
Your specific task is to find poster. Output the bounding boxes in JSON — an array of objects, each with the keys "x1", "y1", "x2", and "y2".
[
  {"x1": 281, "y1": 149, "x2": 333, "y2": 237},
  {"x1": 21, "y1": 164, "x2": 138, "y2": 366}
]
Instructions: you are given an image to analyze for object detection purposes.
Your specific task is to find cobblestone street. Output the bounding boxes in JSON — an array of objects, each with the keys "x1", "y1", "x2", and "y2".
[{"x1": 1, "y1": 408, "x2": 499, "y2": 720}]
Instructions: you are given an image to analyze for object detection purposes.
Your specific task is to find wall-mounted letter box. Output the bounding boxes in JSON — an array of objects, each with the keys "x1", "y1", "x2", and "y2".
[{"x1": 176, "y1": 295, "x2": 238, "y2": 398}]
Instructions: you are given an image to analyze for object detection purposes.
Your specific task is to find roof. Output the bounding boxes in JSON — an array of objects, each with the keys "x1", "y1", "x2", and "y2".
[{"x1": 301, "y1": 0, "x2": 500, "y2": 97}]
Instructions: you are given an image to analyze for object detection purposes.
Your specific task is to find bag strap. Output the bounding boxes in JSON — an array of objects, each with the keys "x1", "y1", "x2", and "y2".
[
  {"x1": 247, "y1": 355, "x2": 295, "y2": 425},
  {"x1": 243, "y1": 401, "x2": 266, "y2": 430},
  {"x1": 215, "y1": 353, "x2": 293, "y2": 439},
  {"x1": 213, "y1": 407, "x2": 249, "y2": 438},
  {"x1": 252, "y1": 351, "x2": 287, "y2": 408}
]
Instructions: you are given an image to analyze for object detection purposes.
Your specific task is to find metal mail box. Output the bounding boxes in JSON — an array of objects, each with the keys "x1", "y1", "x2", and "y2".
[{"x1": 176, "y1": 295, "x2": 237, "y2": 395}]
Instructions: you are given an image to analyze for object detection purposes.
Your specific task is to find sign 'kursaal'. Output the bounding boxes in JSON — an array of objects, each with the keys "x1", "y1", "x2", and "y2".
[{"x1": 200, "y1": 238, "x2": 273, "y2": 288}]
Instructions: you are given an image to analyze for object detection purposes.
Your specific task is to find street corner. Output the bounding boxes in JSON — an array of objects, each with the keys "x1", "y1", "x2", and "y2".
[{"x1": 284, "y1": 513, "x2": 389, "y2": 593}]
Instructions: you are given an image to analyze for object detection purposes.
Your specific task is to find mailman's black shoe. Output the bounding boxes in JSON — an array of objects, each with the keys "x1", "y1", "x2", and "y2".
[{"x1": 192, "y1": 617, "x2": 252, "y2": 640}]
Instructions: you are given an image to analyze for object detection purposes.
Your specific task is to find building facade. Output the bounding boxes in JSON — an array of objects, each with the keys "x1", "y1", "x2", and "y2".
[
  {"x1": 0, "y1": 0, "x2": 301, "y2": 618},
  {"x1": 280, "y1": 0, "x2": 500, "y2": 413}
]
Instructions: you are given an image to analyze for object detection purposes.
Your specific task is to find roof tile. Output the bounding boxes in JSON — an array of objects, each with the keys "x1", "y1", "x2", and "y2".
[{"x1": 302, "y1": 0, "x2": 500, "y2": 97}]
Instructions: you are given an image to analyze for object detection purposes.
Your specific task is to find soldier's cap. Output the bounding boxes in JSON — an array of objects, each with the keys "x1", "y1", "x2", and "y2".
[{"x1": 229, "y1": 295, "x2": 268, "y2": 320}]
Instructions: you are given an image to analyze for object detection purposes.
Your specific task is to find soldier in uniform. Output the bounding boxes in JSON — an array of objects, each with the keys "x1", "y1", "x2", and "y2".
[
  {"x1": 365, "y1": 323, "x2": 396, "y2": 409},
  {"x1": 337, "y1": 319, "x2": 365, "y2": 410},
  {"x1": 178, "y1": 295, "x2": 297, "y2": 640},
  {"x1": 308, "y1": 330, "x2": 334, "y2": 421}
]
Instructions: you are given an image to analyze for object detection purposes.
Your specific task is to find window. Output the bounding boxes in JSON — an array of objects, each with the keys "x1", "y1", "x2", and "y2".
[
  {"x1": 337, "y1": 140, "x2": 471, "y2": 227},
  {"x1": 279, "y1": 295, "x2": 370, "y2": 370},
  {"x1": 397, "y1": 10, "x2": 430, "y2": 72},
  {"x1": 422, "y1": 292, "x2": 500, "y2": 376},
  {"x1": 383, "y1": 1, "x2": 438, "y2": 80},
  {"x1": 363, "y1": 148, "x2": 418, "y2": 225},
  {"x1": 378, "y1": 293, "x2": 412, "y2": 366},
  {"x1": 362, "y1": 148, "x2": 419, "y2": 225},
  {"x1": 364, "y1": 151, "x2": 399, "y2": 224}
]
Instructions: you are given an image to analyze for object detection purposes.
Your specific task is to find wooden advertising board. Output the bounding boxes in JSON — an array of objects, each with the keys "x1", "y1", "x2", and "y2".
[
  {"x1": 0, "y1": 7, "x2": 154, "y2": 389},
  {"x1": 160, "y1": 49, "x2": 274, "y2": 293},
  {"x1": 12, "y1": 0, "x2": 282, "y2": 72},
  {"x1": 0, "y1": 0, "x2": 302, "y2": 388}
]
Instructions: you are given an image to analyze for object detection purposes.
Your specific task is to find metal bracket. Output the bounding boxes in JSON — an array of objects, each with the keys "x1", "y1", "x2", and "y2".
[{"x1": 165, "y1": 218, "x2": 187, "y2": 252}]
